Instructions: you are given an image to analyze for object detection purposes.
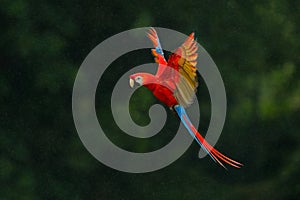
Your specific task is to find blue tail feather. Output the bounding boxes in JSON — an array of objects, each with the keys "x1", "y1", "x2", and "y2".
[{"x1": 174, "y1": 105, "x2": 217, "y2": 163}]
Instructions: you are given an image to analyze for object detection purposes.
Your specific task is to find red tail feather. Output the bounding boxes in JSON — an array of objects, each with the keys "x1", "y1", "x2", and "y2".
[
  {"x1": 190, "y1": 125, "x2": 243, "y2": 168},
  {"x1": 185, "y1": 115, "x2": 243, "y2": 169},
  {"x1": 175, "y1": 105, "x2": 243, "y2": 169}
]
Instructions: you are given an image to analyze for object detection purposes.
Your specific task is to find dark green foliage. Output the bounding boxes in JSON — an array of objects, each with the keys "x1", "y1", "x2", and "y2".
[{"x1": 1, "y1": 0, "x2": 299, "y2": 199}]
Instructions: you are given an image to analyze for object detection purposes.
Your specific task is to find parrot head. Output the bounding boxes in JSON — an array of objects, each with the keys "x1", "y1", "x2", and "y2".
[{"x1": 129, "y1": 73, "x2": 155, "y2": 88}]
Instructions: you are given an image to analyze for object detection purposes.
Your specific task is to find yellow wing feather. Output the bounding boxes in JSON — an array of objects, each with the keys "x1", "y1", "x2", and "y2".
[{"x1": 173, "y1": 32, "x2": 199, "y2": 107}]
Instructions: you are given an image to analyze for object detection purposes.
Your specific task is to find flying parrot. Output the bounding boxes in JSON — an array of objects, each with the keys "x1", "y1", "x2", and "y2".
[{"x1": 129, "y1": 28, "x2": 243, "y2": 169}]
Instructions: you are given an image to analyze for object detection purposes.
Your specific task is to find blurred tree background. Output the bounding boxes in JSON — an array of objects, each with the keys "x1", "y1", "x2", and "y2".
[{"x1": 1, "y1": 0, "x2": 299, "y2": 199}]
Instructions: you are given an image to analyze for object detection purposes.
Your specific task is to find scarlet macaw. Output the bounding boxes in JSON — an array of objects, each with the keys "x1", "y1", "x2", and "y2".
[{"x1": 129, "y1": 28, "x2": 242, "y2": 169}]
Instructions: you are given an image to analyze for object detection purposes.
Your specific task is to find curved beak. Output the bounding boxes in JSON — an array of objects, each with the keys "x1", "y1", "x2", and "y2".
[{"x1": 129, "y1": 78, "x2": 134, "y2": 88}]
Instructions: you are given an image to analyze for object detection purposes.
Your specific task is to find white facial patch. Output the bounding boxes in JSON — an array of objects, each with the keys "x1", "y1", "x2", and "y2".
[{"x1": 135, "y1": 76, "x2": 143, "y2": 85}]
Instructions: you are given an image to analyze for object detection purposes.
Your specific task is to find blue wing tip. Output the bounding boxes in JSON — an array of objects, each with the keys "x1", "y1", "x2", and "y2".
[{"x1": 155, "y1": 46, "x2": 164, "y2": 56}]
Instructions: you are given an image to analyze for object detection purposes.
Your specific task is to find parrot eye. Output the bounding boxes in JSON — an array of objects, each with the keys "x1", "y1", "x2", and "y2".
[{"x1": 135, "y1": 76, "x2": 143, "y2": 85}]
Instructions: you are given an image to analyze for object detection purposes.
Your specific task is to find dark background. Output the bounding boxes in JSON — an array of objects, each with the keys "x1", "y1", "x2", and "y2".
[{"x1": 1, "y1": 0, "x2": 299, "y2": 199}]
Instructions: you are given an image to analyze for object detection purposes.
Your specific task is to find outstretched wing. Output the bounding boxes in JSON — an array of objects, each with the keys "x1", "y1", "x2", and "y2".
[
  {"x1": 164, "y1": 32, "x2": 199, "y2": 107},
  {"x1": 147, "y1": 28, "x2": 168, "y2": 77}
]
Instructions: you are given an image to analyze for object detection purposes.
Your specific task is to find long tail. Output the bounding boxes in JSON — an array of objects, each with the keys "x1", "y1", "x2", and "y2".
[{"x1": 174, "y1": 105, "x2": 243, "y2": 169}]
